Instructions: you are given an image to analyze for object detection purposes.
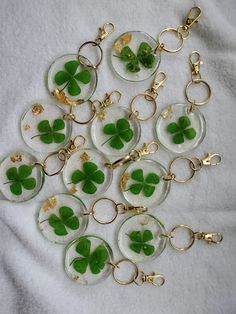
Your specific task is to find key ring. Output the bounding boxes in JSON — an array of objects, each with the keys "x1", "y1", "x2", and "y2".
[
  {"x1": 163, "y1": 153, "x2": 222, "y2": 183},
  {"x1": 63, "y1": 100, "x2": 97, "y2": 125},
  {"x1": 83, "y1": 197, "x2": 147, "y2": 225},
  {"x1": 110, "y1": 259, "x2": 165, "y2": 287},
  {"x1": 185, "y1": 79, "x2": 211, "y2": 107},
  {"x1": 129, "y1": 71, "x2": 167, "y2": 121},
  {"x1": 78, "y1": 22, "x2": 115, "y2": 69},
  {"x1": 162, "y1": 224, "x2": 223, "y2": 252},
  {"x1": 34, "y1": 135, "x2": 86, "y2": 176},
  {"x1": 156, "y1": 7, "x2": 202, "y2": 53}
]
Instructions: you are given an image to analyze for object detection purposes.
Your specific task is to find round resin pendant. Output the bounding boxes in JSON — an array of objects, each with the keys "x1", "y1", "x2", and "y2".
[
  {"x1": 38, "y1": 193, "x2": 88, "y2": 244},
  {"x1": 120, "y1": 159, "x2": 170, "y2": 208},
  {"x1": 91, "y1": 107, "x2": 141, "y2": 157},
  {"x1": 48, "y1": 54, "x2": 97, "y2": 103},
  {"x1": 118, "y1": 214, "x2": 167, "y2": 263},
  {"x1": 156, "y1": 103, "x2": 206, "y2": 154},
  {"x1": 111, "y1": 31, "x2": 160, "y2": 82},
  {"x1": 21, "y1": 102, "x2": 72, "y2": 153},
  {"x1": 65, "y1": 235, "x2": 113, "y2": 285},
  {"x1": 0, "y1": 151, "x2": 44, "y2": 202},
  {"x1": 63, "y1": 148, "x2": 113, "y2": 199}
]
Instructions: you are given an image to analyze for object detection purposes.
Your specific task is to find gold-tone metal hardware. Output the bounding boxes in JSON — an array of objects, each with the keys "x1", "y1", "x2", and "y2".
[
  {"x1": 83, "y1": 197, "x2": 147, "y2": 225},
  {"x1": 110, "y1": 259, "x2": 139, "y2": 285},
  {"x1": 163, "y1": 153, "x2": 221, "y2": 183},
  {"x1": 161, "y1": 224, "x2": 223, "y2": 252},
  {"x1": 189, "y1": 51, "x2": 203, "y2": 79},
  {"x1": 134, "y1": 271, "x2": 165, "y2": 287},
  {"x1": 156, "y1": 7, "x2": 201, "y2": 54},
  {"x1": 105, "y1": 141, "x2": 160, "y2": 169},
  {"x1": 185, "y1": 6, "x2": 202, "y2": 29},
  {"x1": 62, "y1": 100, "x2": 96, "y2": 125},
  {"x1": 95, "y1": 22, "x2": 115, "y2": 45},
  {"x1": 78, "y1": 23, "x2": 114, "y2": 69},
  {"x1": 110, "y1": 259, "x2": 164, "y2": 287},
  {"x1": 92, "y1": 90, "x2": 121, "y2": 122},
  {"x1": 156, "y1": 28, "x2": 184, "y2": 53},
  {"x1": 34, "y1": 135, "x2": 85, "y2": 176}
]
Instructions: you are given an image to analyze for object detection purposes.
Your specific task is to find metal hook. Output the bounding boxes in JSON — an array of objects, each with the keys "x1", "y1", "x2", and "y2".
[
  {"x1": 150, "y1": 71, "x2": 167, "y2": 95},
  {"x1": 185, "y1": 6, "x2": 202, "y2": 29},
  {"x1": 96, "y1": 22, "x2": 115, "y2": 44}
]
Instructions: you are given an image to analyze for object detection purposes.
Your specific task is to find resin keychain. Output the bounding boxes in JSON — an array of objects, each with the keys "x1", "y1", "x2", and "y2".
[
  {"x1": 21, "y1": 102, "x2": 72, "y2": 153},
  {"x1": 118, "y1": 213, "x2": 223, "y2": 263},
  {"x1": 106, "y1": 141, "x2": 221, "y2": 208},
  {"x1": 90, "y1": 72, "x2": 166, "y2": 157},
  {"x1": 156, "y1": 51, "x2": 211, "y2": 154},
  {"x1": 32, "y1": 135, "x2": 113, "y2": 198},
  {"x1": 0, "y1": 151, "x2": 44, "y2": 202},
  {"x1": 64, "y1": 235, "x2": 165, "y2": 286},
  {"x1": 111, "y1": 6, "x2": 201, "y2": 82},
  {"x1": 38, "y1": 193, "x2": 89, "y2": 244},
  {"x1": 47, "y1": 22, "x2": 114, "y2": 122},
  {"x1": 90, "y1": 90, "x2": 141, "y2": 157}
]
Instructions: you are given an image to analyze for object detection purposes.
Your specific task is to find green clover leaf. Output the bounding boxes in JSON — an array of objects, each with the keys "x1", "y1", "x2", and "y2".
[
  {"x1": 31, "y1": 119, "x2": 66, "y2": 144},
  {"x1": 128, "y1": 169, "x2": 160, "y2": 197},
  {"x1": 167, "y1": 116, "x2": 197, "y2": 144},
  {"x1": 48, "y1": 206, "x2": 80, "y2": 236},
  {"x1": 102, "y1": 118, "x2": 134, "y2": 150},
  {"x1": 71, "y1": 162, "x2": 105, "y2": 194},
  {"x1": 4, "y1": 165, "x2": 36, "y2": 195},
  {"x1": 54, "y1": 60, "x2": 91, "y2": 96},
  {"x1": 72, "y1": 238, "x2": 109, "y2": 274},
  {"x1": 115, "y1": 42, "x2": 156, "y2": 73},
  {"x1": 128, "y1": 230, "x2": 155, "y2": 256}
]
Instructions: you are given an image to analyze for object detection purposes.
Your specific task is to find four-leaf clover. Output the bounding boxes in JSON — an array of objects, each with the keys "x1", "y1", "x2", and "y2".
[
  {"x1": 31, "y1": 119, "x2": 66, "y2": 144},
  {"x1": 167, "y1": 116, "x2": 196, "y2": 144},
  {"x1": 102, "y1": 118, "x2": 134, "y2": 149},
  {"x1": 72, "y1": 238, "x2": 109, "y2": 274},
  {"x1": 128, "y1": 230, "x2": 155, "y2": 256},
  {"x1": 71, "y1": 162, "x2": 105, "y2": 194},
  {"x1": 116, "y1": 42, "x2": 156, "y2": 73},
  {"x1": 54, "y1": 60, "x2": 91, "y2": 96},
  {"x1": 4, "y1": 165, "x2": 36, "y2": 195},
  {"x1": 128, "y1": 169, "x2": 160, "y2": 197},
  {"x1": 48, "y1": 206, "x2": 80, "y2": 236}
]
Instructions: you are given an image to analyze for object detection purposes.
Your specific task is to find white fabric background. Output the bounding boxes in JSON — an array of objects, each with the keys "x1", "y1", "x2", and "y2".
[{"x1": 0, "y1": 0, "x2": 236, "y2": 313}]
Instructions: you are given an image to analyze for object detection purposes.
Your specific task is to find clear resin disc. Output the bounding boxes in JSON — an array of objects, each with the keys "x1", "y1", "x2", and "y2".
[
  {"x1": 120, "y1": 159, "x2": 170, "y2": 208},
  {"x1": 0, "y1": 151, "x2": 44, "y2": 202},
  {"x1": 65, "y1": 235, "x2": 113, "y2": 285},
  {"x1": 21, "y1": 103, "x2": 71, "y2": 153},
  {"x1": 47, "y1": 54, "x2": 97, "y2": 103},
  {"x1": 38, "y1": 193, "x2": 88, "y2": 244},
  {"x1": 156, "y1": 103, "x2": 206, "y2": 154},
  {"x1": 63, "y1": 148, "x2": 113, "y2": 199},
  {"x1": 91, "y1": 107, "x2": 141, "y2": 157},
  {"x1": 118, "y1": 214, "x2": 167, "y2": 263},
  {"x1": 111, "y1": 31, "x2": 160, "y2": 82}
]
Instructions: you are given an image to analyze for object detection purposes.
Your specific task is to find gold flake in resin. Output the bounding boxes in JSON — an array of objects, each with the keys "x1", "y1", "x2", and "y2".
[
  {"x1": 80, "y1": 152, "x2": 91, "y2": 162},
  {"x1": 98, "y1": 109, "x2": 106, "y2": 122},
  {"x1": 32, "y1": 103, "x2": 44, "y2": 115},
  {"x1": 114, "y1": 42, "x2": 123, "y2": 53},
  {"x1": 43, "y1": 196, "x2": 57, "y2": 212},
  {"x1": 161, "y1": 105, "x2": 173, "y2": 119},
  {"x1": 10, "y1": 154, "x2": 22, "y2": 162},
  {"x1": 120, "y1": 172, "x2": 130, "y2": 191},
  {"x1": 121, "y1": 32, "x2": 132, "y2": 44},
  {"x1": 70, "y1": 186, "x2": 78, "y2": 194},
  {"x1": 140, "y1": 217, "x2": 149, "y2": 226},
  {"x1": 23, "y1": 124, "x2": 30, "y2": 131}
]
